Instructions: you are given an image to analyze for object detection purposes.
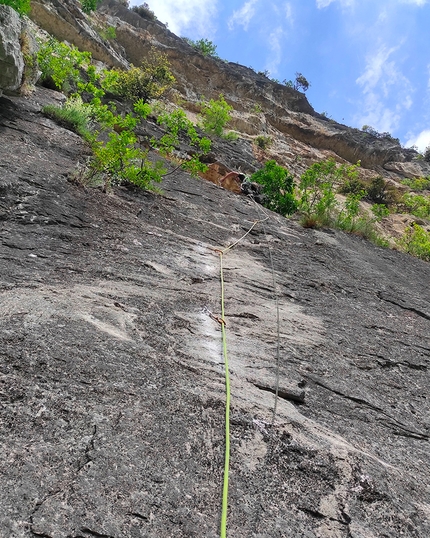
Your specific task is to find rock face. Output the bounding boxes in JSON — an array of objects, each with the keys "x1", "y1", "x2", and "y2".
[
  {"x1": 30, "y1": 0, "x2": 128, "y2": 68},
  {"x1": 25, "y1": 0, "x2": 427, "y2": 179},
  {"x1": 0, "y1": 5, "x2": 24, "y2": 95},
  {"x1": 97, "y1": 0, "x2": 426, "y2": 176},
  {"x1": 384, "y1": 159, "x2": 430, "y2": 179},
  {"x1": 1, "y1": 87, "x2": 429, "y2": 538}
]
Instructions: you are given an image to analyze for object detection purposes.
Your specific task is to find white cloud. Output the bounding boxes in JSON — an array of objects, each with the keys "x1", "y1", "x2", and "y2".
[
  {"x1": 272, "y1": 2, "x2": 294, "y2": 25},
  {"x1": 355, "y1": 45, "x2": 414, "y2": 134},
  {"x1": 265, "y1": 26, "x2": 285, "y2": 76},
  {"x1": 400, "y1": 0, "x2": 429, "y2": 5},
  {"x1": 405, "y1": 130, "x2": 430, "y2": 151},
  {"x1": 284, "y1": 2, "x2": 294, "y2": 23},
  {"x1": 356, "y1": 45, "x2": 399, "y2": 95},
  {"x1": 354, "y1": 93, "x2": 401, "y2": 134},
  {"x1": 228, "y1": 0, "x2": 259, "y2": 31},
  {"x1": 316, "y1": 0, "x2": 336, "y2": 6},
  {"x1": 132, "y1": 0, "x2": 218, "y2": 37},
  {"x1": 316, "y1": 0, "x2": 355, "y2": 8},
  {"x1": 317, "y1": 0, "x2": 427, "y2": 7}
]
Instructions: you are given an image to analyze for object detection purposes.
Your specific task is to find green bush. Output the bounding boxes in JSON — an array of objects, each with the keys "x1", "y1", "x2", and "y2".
[
  {"x1": 0, "y1": 0, "x2": 30, "y2": 15},
  {"x1": 338, "y1": 177, "x2": 367, "y2": 196},
  {"x1": 80, "y1": 0, "x2": 102, "y2": 14},
  {"x1": 42, "y1": 96, "x2": 93, "y2": 140},
  {"x1": 184, "y1": 38, "x2": 219, "y2": 58},
  {"x1": 36, "y1": 34, "x2": 208, "y2": 191},
  {"x1": 402, "y1": 193, "x2": 430, "y2": 219},
  {"x1": 296, "y1": 160, "x2": 386, "y2": 244},
  {"x1": 154, "y1": 107, "x2": 211, "y2": 175},
  {"x1": 131, "y1": 3, "x2": 157, "y2": 20},
  {"x1": 365, "y1": 176, "x2": 394, "y2": 205},
  {"x1": 37, "y1": 38, "x2": 91, "y2": 92},
  {"x1": 371, "y1": 204, "x2": 390, "y2": 221},
  {"x1": 401, "y1": 177, "x2": 430, "y2": 191},
  {"x1": 103, "y1": 49, "x2": 175, "y2": 103},
  {"x1": 297, "y1": 158, "x2": 359, "y2": 227},
  {"x1": 75, "y1": 100, "x2": 166, "y2": 190},
  {"x1": 397, "y1": 224, "x2": 430, "y2": 261},
  {"x1": 250, "y1": 160, "x2": 297, "y2": 215},
  {"x1": 255, "y1": 135, "x2": 272, "y2": 150},
  {"x1": 223, "y1": 131, "x2": 239, "y2": 141},
  {"x1": 89, "y1": 129, "x2": 165, "y2": 189},
  {"x1": 98, "y1": 25, "x2": 117, "y2": 40},
  {"x1": 200, "y1": 94, "x2": 232, "y2": 137}
]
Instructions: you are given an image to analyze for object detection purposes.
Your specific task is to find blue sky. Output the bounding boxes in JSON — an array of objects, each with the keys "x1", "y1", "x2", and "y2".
[{"x1": 131, "y1": 0, "x2": 430, "y2": 152}]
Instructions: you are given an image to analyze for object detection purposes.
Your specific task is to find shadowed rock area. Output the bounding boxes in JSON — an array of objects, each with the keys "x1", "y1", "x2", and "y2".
[{"x1": 1, "y1": 88, "x2": 429, "y2": 537}]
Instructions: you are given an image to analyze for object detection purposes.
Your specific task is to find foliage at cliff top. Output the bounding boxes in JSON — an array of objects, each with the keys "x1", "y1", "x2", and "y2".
[{"x1": 183, "y1": 38, "x2": 220, "y2": 59}]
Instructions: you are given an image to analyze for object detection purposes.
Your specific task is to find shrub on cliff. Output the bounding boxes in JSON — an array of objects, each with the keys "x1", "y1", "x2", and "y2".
[
  {"x1": 43, "y1": 96, "x2": 93, "y2": 140},
  {"x1": 297, "y1": 158, "x2": 359, "y2": 226},
  {"x1": 0, "y1": 0, "x2": 30, "y2": 16},
  {"x1": 131, "y1": 3, "x2": 157, "y2": 20},
  {"x1": 255, "y1": 135, "x2": 272, "y2": 150},
  {"x1": 184, "y1": 38, "x2": 219, "y2": 59},
  {"x1": 102, "y1": 49, "x2": 175, "y2": 103},
  {"x1": 397, "y1": 224, "x2": 430, "y2": 261},
  {"x1": 401, "y1": 177, "x2": 430, "y2": 191},
  {"x1": 283, "y1": 72, "x2": 310, "y2": 92},
  {"x1": 79, "y1": 0, "x2": 102, "y2": 14},
  {"x1": 365, "y1": 176, "x2": 398, "y2": 206},
  {"x1": 401, "y1": 193, "x2": 430, "y2": 219},
  {"x1": 200, "y1": 94, "x2": 232, "y2": 137},
  {"x1": 251, "y1": 160, "x2": 297, "y2": 215},
  {"x1": 37, "y1": 37, "x2": 91, "y2": 92}
]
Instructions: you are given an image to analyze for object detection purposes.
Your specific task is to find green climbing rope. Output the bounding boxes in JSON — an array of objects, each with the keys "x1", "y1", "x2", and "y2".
[
  {"x1": 217, "y1": 217, "x2": 270, "y2": 538},
  {"x1": 219, "y1": 250, "x2": 230, "y2": 538}
]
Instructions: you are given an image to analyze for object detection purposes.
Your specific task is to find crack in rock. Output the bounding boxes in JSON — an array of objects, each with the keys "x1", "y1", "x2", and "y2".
[
  {"x1": 309, "y1": 376, "x2": 429, "y2": 440},
  {"x1": 377, "y1": 291, "x2": 430, "y2": 321},
  {"x1": 252, "y1": 380, "x2": 305, "y2": 403}
]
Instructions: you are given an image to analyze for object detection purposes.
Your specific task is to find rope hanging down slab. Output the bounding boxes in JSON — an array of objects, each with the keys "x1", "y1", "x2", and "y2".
[
  {"x1": 219, "y1": 249, "x2": 230, "y2": 538},
  {"x1": 215, "y1": 211, "x2": 282, "y2": 538}
]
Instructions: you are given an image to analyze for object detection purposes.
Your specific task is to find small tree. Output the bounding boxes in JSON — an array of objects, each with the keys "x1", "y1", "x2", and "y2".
[
  {"x1": 37, "y1": 37, "x2": 91, "y2": 92},
  {"x1": 297, "y1": 158, "x2": 359, "y2": 226},
  {"x1": 132, "y1": 3, "x2": 157, "y2": 20},
  {"x1": 293, "y1": 72, "x2": 310, "y2": 92},
  {"x1": 200, "y1": 94, "x2": 232, "y2": 137},
  {"x1": 184, "y1": 38, "x2": 219, "y2": 58},
  {"x1": 397, "y1": 224, "x2": 430, "y2": 261},
  {"x1": 365, "y1": 176, "x2": 391, "y2": 205},
  {"x1": 103, "y1": 49, "x2": 175, "y2": 103},
  {"x1": 283, "y1": 73, "x2": 310, "y2": 92},
  {"x1": 424, "y1": 145, "x2": 430, "y2": 162},
  {"x1": 251, "y1": 160, "x2": 297, "y2": 215},
  {"x1": 80, "y1": 0, "x2": 102, "y2": 14}
]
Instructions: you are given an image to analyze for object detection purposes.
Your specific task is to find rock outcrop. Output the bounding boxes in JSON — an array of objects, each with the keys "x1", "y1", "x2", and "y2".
[
  {"x1": 96, "y1": 0, "x2": 426, "y2": 176},
  {"x1": 0, "y1": 5, "x2": 24, "y2": 95},
  {"x1": 30, "y1": 0, "x2": 128, "y2": 68},
  {"x1": 24, "y1": 0, "x2": 428, "y2": 180},
  {"x1": 0, "y1": 84, "x2": 429, "y2": 538},
  {"x1": 1, "y1": 2, "x2": 430, "y2": 536}
]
